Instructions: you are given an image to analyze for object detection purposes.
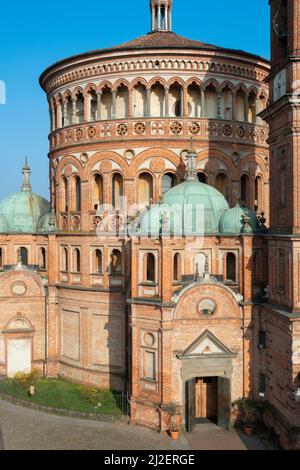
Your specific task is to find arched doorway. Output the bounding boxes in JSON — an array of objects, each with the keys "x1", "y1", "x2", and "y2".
[{"x1": 180, "y1": 330, "x2": 234, "y2": 433}]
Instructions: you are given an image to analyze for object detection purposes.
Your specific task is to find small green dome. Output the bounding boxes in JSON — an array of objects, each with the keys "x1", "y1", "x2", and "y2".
[
  {"x1": 139, "y1": 179, "x2": 229, "y2": 236},
  {"x1": 139, "y1": 203, "x2": 183, "y2": 236},
  {"x1": 37, "y1": 210, "x2": 57, "y2": 232},
  {"x1": 0, "y1": 160, "x2": 51, "y2": 233},
  {"x1": 219, "y1": 202, "x2": 261, "y2": 234},
  {"x1": 0, "y1": 191, "x2": 50, "y2": 233}
]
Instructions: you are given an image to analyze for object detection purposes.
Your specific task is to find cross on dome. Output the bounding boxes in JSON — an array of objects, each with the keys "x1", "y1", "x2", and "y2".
[{"x1": 150, "y1": 0, "x2": 173, "y2": 32}]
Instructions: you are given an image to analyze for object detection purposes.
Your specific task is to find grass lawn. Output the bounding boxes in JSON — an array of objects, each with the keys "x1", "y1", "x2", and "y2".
[{"x1": 0, "y1": 378, "x2": 128, "y2": 416}]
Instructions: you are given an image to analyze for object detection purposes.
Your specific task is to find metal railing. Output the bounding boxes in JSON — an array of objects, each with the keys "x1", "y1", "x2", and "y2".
[{"x1": 0, "y1": 378, "x2": 130, "y2": 417}]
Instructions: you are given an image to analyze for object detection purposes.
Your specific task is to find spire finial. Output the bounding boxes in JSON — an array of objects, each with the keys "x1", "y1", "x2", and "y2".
[
  {"x1": 21, "y1": 157, "x2": 32, "y2": 191},
  {"x1": 150, "y1": 0, "x2": 173, "y2": 32},
  {"x1": 186, "y1": 137, "x2": 197, "y2": 181}
]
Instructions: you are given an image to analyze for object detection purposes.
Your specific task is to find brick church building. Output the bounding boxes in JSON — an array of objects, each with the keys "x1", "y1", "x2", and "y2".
[{"x1": 0, "y1": 0, "x2": 299, "y2": 449}]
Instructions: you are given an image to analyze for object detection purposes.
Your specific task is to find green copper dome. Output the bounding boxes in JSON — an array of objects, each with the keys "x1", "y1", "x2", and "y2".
[
  {"x1": 0, "y1": 160, "x2": 51, "y2": 233},
  {"x1": 163, "y1": 180, "x2": 229, "y2": 235},
  {"x1": 219, "y1": 202, "x2": 261, "y2": 234},
  {"x1": 139, "y1": 144, "x2": 229, "y2": 236}
]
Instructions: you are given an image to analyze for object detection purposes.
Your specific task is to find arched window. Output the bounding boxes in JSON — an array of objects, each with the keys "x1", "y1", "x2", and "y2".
[
  {"x1": 204, "y1": 84, "x2": 217, "y2": 118},
  {"x1": 138, "y1": 173, "x2": 153, "y2": 206},
  {"x1": 75, "y1": 92, "x2": 84, "y2": 124},
  {"x1": 215, "y1": 173, "x2": 229, "y2": 201},
  {"x1": 221, "y1": 86, "x2": 232, "y2": 120},
  {"x1": 75, "y1": 176, "x2": 81, "y2": 212},
  {"x1": 62, "y1": 177, "x2": 68, "y2": 212},
  {"x1": 116, "y1": 85, "x2": 129, "y2": 118},
  {"x1": 133, "y1": 83, "x2": 147, "y2": 118},
  {"x1": 92, "y1": 174, "x2": 104, "y2": 210},
  {"x1": 248, "y1": 91, "x2": 257, "y2": 124},
  {"x1": 169, "y1": 83, "x2": 183, "y2": 117},
  {"x1": 235, "y1": 89, "x2": 246, "y2": 122},
  {"x1": 255, "y1": 175, "x2": 263, "y2": 212},
  {"x1": 146, "y1": 253, "x2": 155, "y2": 283},
  {"x1": 150, "y1": 83, "x2": 165, "y2": 117},
  {"x1": 112, "y1": 173, "x2": 124, "y2": 211},
  {"x1": 39, "y1": 248, "x2": 46, "y2": 270},
  {"x1": 241, "y1": 174, "x2": 251, "y2": 208},
  {"x1": 162, "y1": 173, "x2": 175, "y2": 194},
  {"x1": 62, "y1": 247, "x2": 68, "y2": 272},
  {"x1": 0, "y1": 248, "x2": 3, "y2": 269},
  {"x1": 111, "y1": 249, "x2": 122, "y2": 274},
  {"x1": 256, "y1": 93, "x2": 267, "y2": 125},
  {"x1": 101, "y1": 86, "x2": 113, "y2": 120},
  {"x1": 74, "y1": 249, "x2": 81, "y2": 273},
  {"x1": 226, "y1": 253, "x2": 236, "y2": 283},
  {"x1": 188, "y1": 83, "x2": 201, "y2": 118},
  {"x1": 20, "y1": 247, "x2": 28, "y2": 266},
  {"x1": 173, "y1": 253, "x2": 181, "y2": 282},
  {"x1": 198, "y1": 173, "x2": 207, "y2": 184},
  {"x1": 65, "y1": 95, "x2": 73, "y2": 126},
  {"x1": 94, "y1": 249, "x2": 103, "y2": 274},
  {"x1": 88, "y1": 90, "x2": 97, "y2": 121}
]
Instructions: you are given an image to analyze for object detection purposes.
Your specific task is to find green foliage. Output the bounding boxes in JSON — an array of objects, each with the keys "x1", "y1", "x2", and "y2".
[
  {"x1": 13, "y1": 369, "x2": 39, "y2": 389},
  {"x1": 0, "y1": 377, "x2": 128, "y2": 416},
  {"x1": 78, "y1": 385, "x2": 102, "y2": 406},
  {"x1": 234, "y1": 398, "x2": 257, "y2": 425},
  {"x1": 161, "y1": 403, "x2": 180, "y2": 416}
]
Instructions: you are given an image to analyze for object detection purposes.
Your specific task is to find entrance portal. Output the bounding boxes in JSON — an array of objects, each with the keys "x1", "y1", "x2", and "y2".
[
  {"x1": 186, "y1": 376, "x2": 231, "y2": 433},
  {"x1": 195, "y1": 377, "x2": 218, "y2": 422}
]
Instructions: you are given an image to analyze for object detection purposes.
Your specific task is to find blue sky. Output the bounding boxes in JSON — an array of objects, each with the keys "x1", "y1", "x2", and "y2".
[{"x1": 0, "y1": 0, "x2": 270, "y2": 200}]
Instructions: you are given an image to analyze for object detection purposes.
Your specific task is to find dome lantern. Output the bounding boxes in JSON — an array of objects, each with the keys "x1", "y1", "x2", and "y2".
[
  {"x1": 150, "y1": 0, "x2": 173, "y2": 32},
  {"x1": 21, "y1": 157, "x2": 32, "y2": 191}
]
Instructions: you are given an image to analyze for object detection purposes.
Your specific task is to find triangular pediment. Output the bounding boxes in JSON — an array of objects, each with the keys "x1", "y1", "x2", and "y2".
[{"x1": 182, "y1": 330, "x2": 234, "y2": 357}]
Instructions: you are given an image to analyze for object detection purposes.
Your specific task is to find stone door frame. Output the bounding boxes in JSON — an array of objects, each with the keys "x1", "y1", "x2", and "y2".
[{"x1": 181, "y1": 354, "x2": 235, "y2": 432}]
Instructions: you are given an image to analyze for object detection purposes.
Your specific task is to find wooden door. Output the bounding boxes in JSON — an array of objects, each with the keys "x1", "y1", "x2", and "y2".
[{"x1": 195, "y1": 378, "x2": 218, "y2": 419}]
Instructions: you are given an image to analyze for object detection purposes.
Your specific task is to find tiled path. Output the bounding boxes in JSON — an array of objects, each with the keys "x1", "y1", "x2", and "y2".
[
  {"x1": 185, "y1": 422, "x2": 276, "y2": 451},
  {"x1": 0, "y1": 399, "x2": 189, "y2": 450},
  {"x1": 0, "y1": 398, "x2": 276, "y2": 451}
]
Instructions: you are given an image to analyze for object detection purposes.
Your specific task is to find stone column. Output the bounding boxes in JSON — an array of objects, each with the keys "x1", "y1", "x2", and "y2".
[
  {"x1": 164, "y1": 86, "x2": 169, "y2": 117},
  {"x1": 181, "y1": 87, "x2": 185, "y2": 117},
  {"x1": 84, "y1": 94, "x2": 91, "y2": 122},
  {"x1": 128, "y1": 88, "x2": 133, "y2": 118},
  {"x1": 112, "y1": 90, "x2": 117, "y2": 119},
  {"x1": 182, "y1": 87, "x2": 188, "y2": 117},
  {"x1": 244, "y1": 93, "x2": 249, "y2": 122},
  {"x1": 50, "y1": 105, "x2": 55, "y2": 131},
  {"x1": 72, "y1": 98, "x2": 77, "y2": 125},
  {"x1": 97, "y1": 91, "x2": 102, "y2": 121},
  {"x1": 146, "y1": 88, "x2": 151, "y2": 117},
  {"x1": 158, "y1": 5, "x2": 161, "y2": 29},
  {"x1": 232, "y1": 91, "x2": 236, "y2": 121},
  {"x1": 217, "y1": 92, "x2": 222, "y2": 119},
  {"x1": 201, "y1": 88, "x2": 205, "y2": 117},
  {"x1": 63, "y1": 102, "x2": 68, "y2": 127},
  {"x1": 152, "y1": 6, "x2": 156, "y2": 30},
  {"x1": 255, "y1": 96, "x2": 260, "y2": 124}
]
